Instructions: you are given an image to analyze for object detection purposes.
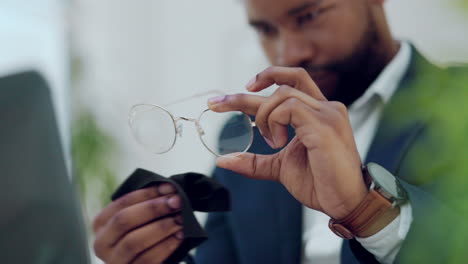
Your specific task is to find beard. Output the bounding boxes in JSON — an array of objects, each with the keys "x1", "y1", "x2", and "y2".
[{"x1": 300, "y1": 18, "x2": 387, "y2": 106}]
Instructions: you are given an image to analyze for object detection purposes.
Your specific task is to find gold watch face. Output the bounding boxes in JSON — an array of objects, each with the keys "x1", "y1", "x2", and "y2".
[{"x1": 367, "y1": 163, "x2": 408, "y2": 202}]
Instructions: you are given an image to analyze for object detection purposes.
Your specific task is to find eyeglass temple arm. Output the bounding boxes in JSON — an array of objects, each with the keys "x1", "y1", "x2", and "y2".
[{"x1": 163, "y1": 89, "x2": 227, "y2": 107}]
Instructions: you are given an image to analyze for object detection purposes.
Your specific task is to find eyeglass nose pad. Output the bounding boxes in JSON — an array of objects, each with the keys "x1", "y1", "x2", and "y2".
[
  {"x1": 195, "y1": 122, "x2": 205, "y2": 136},
  {"x1": 176, "y1": 123, "x2": 183, "y2": 138}
]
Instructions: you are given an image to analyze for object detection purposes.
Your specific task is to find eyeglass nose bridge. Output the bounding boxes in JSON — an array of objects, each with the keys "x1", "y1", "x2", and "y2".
[{"x1": 175, "y1": 116, "x2": 206, "y2": 137}]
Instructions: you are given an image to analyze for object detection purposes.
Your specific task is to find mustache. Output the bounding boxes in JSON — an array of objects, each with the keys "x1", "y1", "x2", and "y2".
[
  {"x1": 299, "y1": 63, "x2": 343, "y2": 74},
  {"x1": 299, "y1": 59, "x2": 355, "y2": 75}
]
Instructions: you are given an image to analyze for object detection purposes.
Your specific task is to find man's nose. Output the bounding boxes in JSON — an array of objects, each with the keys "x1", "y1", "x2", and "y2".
[{"x1": 276, "y1": 32, "x2": 315, "y2": 67}]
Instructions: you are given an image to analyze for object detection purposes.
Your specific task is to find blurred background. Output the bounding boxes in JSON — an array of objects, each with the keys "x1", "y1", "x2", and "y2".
[{"x1": 1, "y1": 0, "x2": 467, "y2": 262}]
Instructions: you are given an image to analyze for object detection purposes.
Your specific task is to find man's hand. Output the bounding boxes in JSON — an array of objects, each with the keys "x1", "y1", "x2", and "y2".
[
  {"x1": 93, "y1": 184, "x2": 184, "y2": 264},
  {"x1": 208, "y1": 66, "x2": 368, "y2": 220}
]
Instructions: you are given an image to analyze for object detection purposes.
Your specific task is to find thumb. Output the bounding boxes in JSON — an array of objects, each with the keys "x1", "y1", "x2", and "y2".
[{"x1": 216, "y1": 152, "x2": 280, "y2": 182}]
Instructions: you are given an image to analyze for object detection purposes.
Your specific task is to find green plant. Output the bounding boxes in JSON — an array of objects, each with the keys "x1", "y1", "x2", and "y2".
[{"x1": 72, "y1": 111, "x2": 119, "y2": 210}]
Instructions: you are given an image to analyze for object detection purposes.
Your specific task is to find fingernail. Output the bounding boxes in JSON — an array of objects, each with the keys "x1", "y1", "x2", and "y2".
[
  {"x1": 167, "y1": 195, "x2": 182, "y2": 210},
  {"x1": 208, "y1": 95, "x2": 226, "y2": 105},
  {"x1": 175, "y1": 231, "x2": 184, "y2": 240},
  {"x1": 216, "y1": 154, "x2": 242, "y2": 169},
  {"x1": 272, "y1": 126, "x2": 283, "y2": 148},
  {"x1": 221, "y1": 152, "x2": 243, "y2": 158},
  {"x1": 218, "y1": 152, "x2": 244, "y2": 159},
  {"x1": 158, "y1": 184, "x2": 176, "y2": 195},
  {"x1": 174, "y1": 214, "x2": 183, "y2": 225},
  {"x1": 259, "y1": 130, "x2": 276, "y2": 149},
  {"x1": 245, "y1": 75, "x2": 258, "y2": 90},
  {"x1": 264, "y1": 137, "x2": 276, "y2": 149}
]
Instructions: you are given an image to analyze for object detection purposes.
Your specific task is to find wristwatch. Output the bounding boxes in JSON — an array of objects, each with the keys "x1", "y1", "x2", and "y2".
[{"x1": 328, "y1": 163, "x2": 408, "y2": 239}]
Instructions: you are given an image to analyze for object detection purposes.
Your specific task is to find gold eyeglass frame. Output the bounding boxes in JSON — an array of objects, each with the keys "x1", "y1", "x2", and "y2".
[{"x1": 128, "y1": 90, "x2": 256, "y2": 157}]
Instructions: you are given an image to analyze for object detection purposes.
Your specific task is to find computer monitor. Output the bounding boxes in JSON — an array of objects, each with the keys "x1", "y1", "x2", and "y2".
[{"x1": 0, "y1": 71, "x2": 89, "y2": 263}]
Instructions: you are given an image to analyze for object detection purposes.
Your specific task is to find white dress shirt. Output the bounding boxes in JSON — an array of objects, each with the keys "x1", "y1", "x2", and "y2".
[{"x1": 302, "y1": 42, "x2": 413, "y2": 264}]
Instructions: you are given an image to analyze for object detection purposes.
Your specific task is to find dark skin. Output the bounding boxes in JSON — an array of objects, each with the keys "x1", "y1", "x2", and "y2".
[
  {"x1": 93, "y1": 0, "x2": 400, "y2": 263},
  {"x1": 93, "y1": 184, "x2": 185, "y2": 264}
]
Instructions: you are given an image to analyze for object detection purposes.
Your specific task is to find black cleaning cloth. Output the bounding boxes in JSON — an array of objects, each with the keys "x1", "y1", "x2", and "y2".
[{"x1": 111, "y1": 168, "x2": 231, "y2": 264}]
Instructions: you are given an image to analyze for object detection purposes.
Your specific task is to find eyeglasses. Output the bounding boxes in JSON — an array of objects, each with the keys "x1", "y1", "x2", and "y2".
[{"x1": 128, "y1": 90, "x2": 256, "y2": 157}]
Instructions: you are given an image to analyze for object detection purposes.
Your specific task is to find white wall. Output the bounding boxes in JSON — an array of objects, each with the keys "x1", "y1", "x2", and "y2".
[{"x1": 386, "y1": 0, "x2": 468, "y2": 63}]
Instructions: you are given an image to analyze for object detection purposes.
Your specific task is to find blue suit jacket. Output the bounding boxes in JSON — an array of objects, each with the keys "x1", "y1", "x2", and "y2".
[{"x1": 195, "y1": 49, "x2": 468, "y2": 263}]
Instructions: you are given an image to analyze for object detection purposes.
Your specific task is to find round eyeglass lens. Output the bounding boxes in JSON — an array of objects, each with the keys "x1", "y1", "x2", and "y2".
[
  {"x1": 129, "y1": 105, "x2": 176, "y2": 154},
  {"x1": 198, "y1": 110, "x2": 253, "y2": 156}
]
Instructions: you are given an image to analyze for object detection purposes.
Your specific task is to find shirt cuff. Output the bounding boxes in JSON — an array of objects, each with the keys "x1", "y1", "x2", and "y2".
[{"x1": 356, "y1": 203, "x2": 413, "y2": 264}]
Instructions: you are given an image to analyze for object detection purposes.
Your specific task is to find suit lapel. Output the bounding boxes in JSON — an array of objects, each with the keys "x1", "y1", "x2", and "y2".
[
  {"x1": 364, "y1": 47, "x2": 440, "y2": 175},
  {"x1": 364, "y1": 117, "x2": 426, "y2": 175},
  {"x1": 346, "y1": 48, "x2": 445, "y2": 263}
]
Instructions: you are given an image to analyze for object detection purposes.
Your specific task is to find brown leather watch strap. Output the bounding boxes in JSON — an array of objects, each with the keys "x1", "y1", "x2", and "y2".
[{"x1": 329, "y1": 189, "x2": 400, "y2": 239}]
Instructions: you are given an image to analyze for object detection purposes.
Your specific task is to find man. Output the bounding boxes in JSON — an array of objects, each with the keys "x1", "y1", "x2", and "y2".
[{"x1": 93, "y1": 0, "x2": 468, "y2": 263}]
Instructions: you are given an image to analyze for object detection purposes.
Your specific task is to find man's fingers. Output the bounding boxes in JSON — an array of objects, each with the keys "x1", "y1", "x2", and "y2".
[
  {"x1": 246, "y1": 66, "x2": 327, "y2": 101},
  {"x1": 216, "y1": 152, "x2": 280, "y2": 182},
  {"x1": 94, "y1": 194, "x2": 182, "y2": 258},
  {"x1": 93, "y1": 183, "x2": 176, "y2": 233},
  {"x1": 207, "y1": 93, "x2": 265, "y2": 115},
  {"x1": 208, "y1": 87, "x2": 322, "y2": 150},
  {"x1": 267, "y1": 98, "x2": 321, "y2": 149},
  {"x1": 255, "y1": 86, "x2": 321, "y2": 147},
  {"x1": 132, "y1": 234, "x2": 184, "y2": 264},
  {"x1": 107, "y1": 215, "x2": 183, "y2": 264}
]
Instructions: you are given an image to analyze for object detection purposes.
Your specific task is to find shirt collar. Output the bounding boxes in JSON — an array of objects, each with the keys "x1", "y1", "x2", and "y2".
[{"x1": 349, "y1": 41, "x2": 412, "y2": 111}]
